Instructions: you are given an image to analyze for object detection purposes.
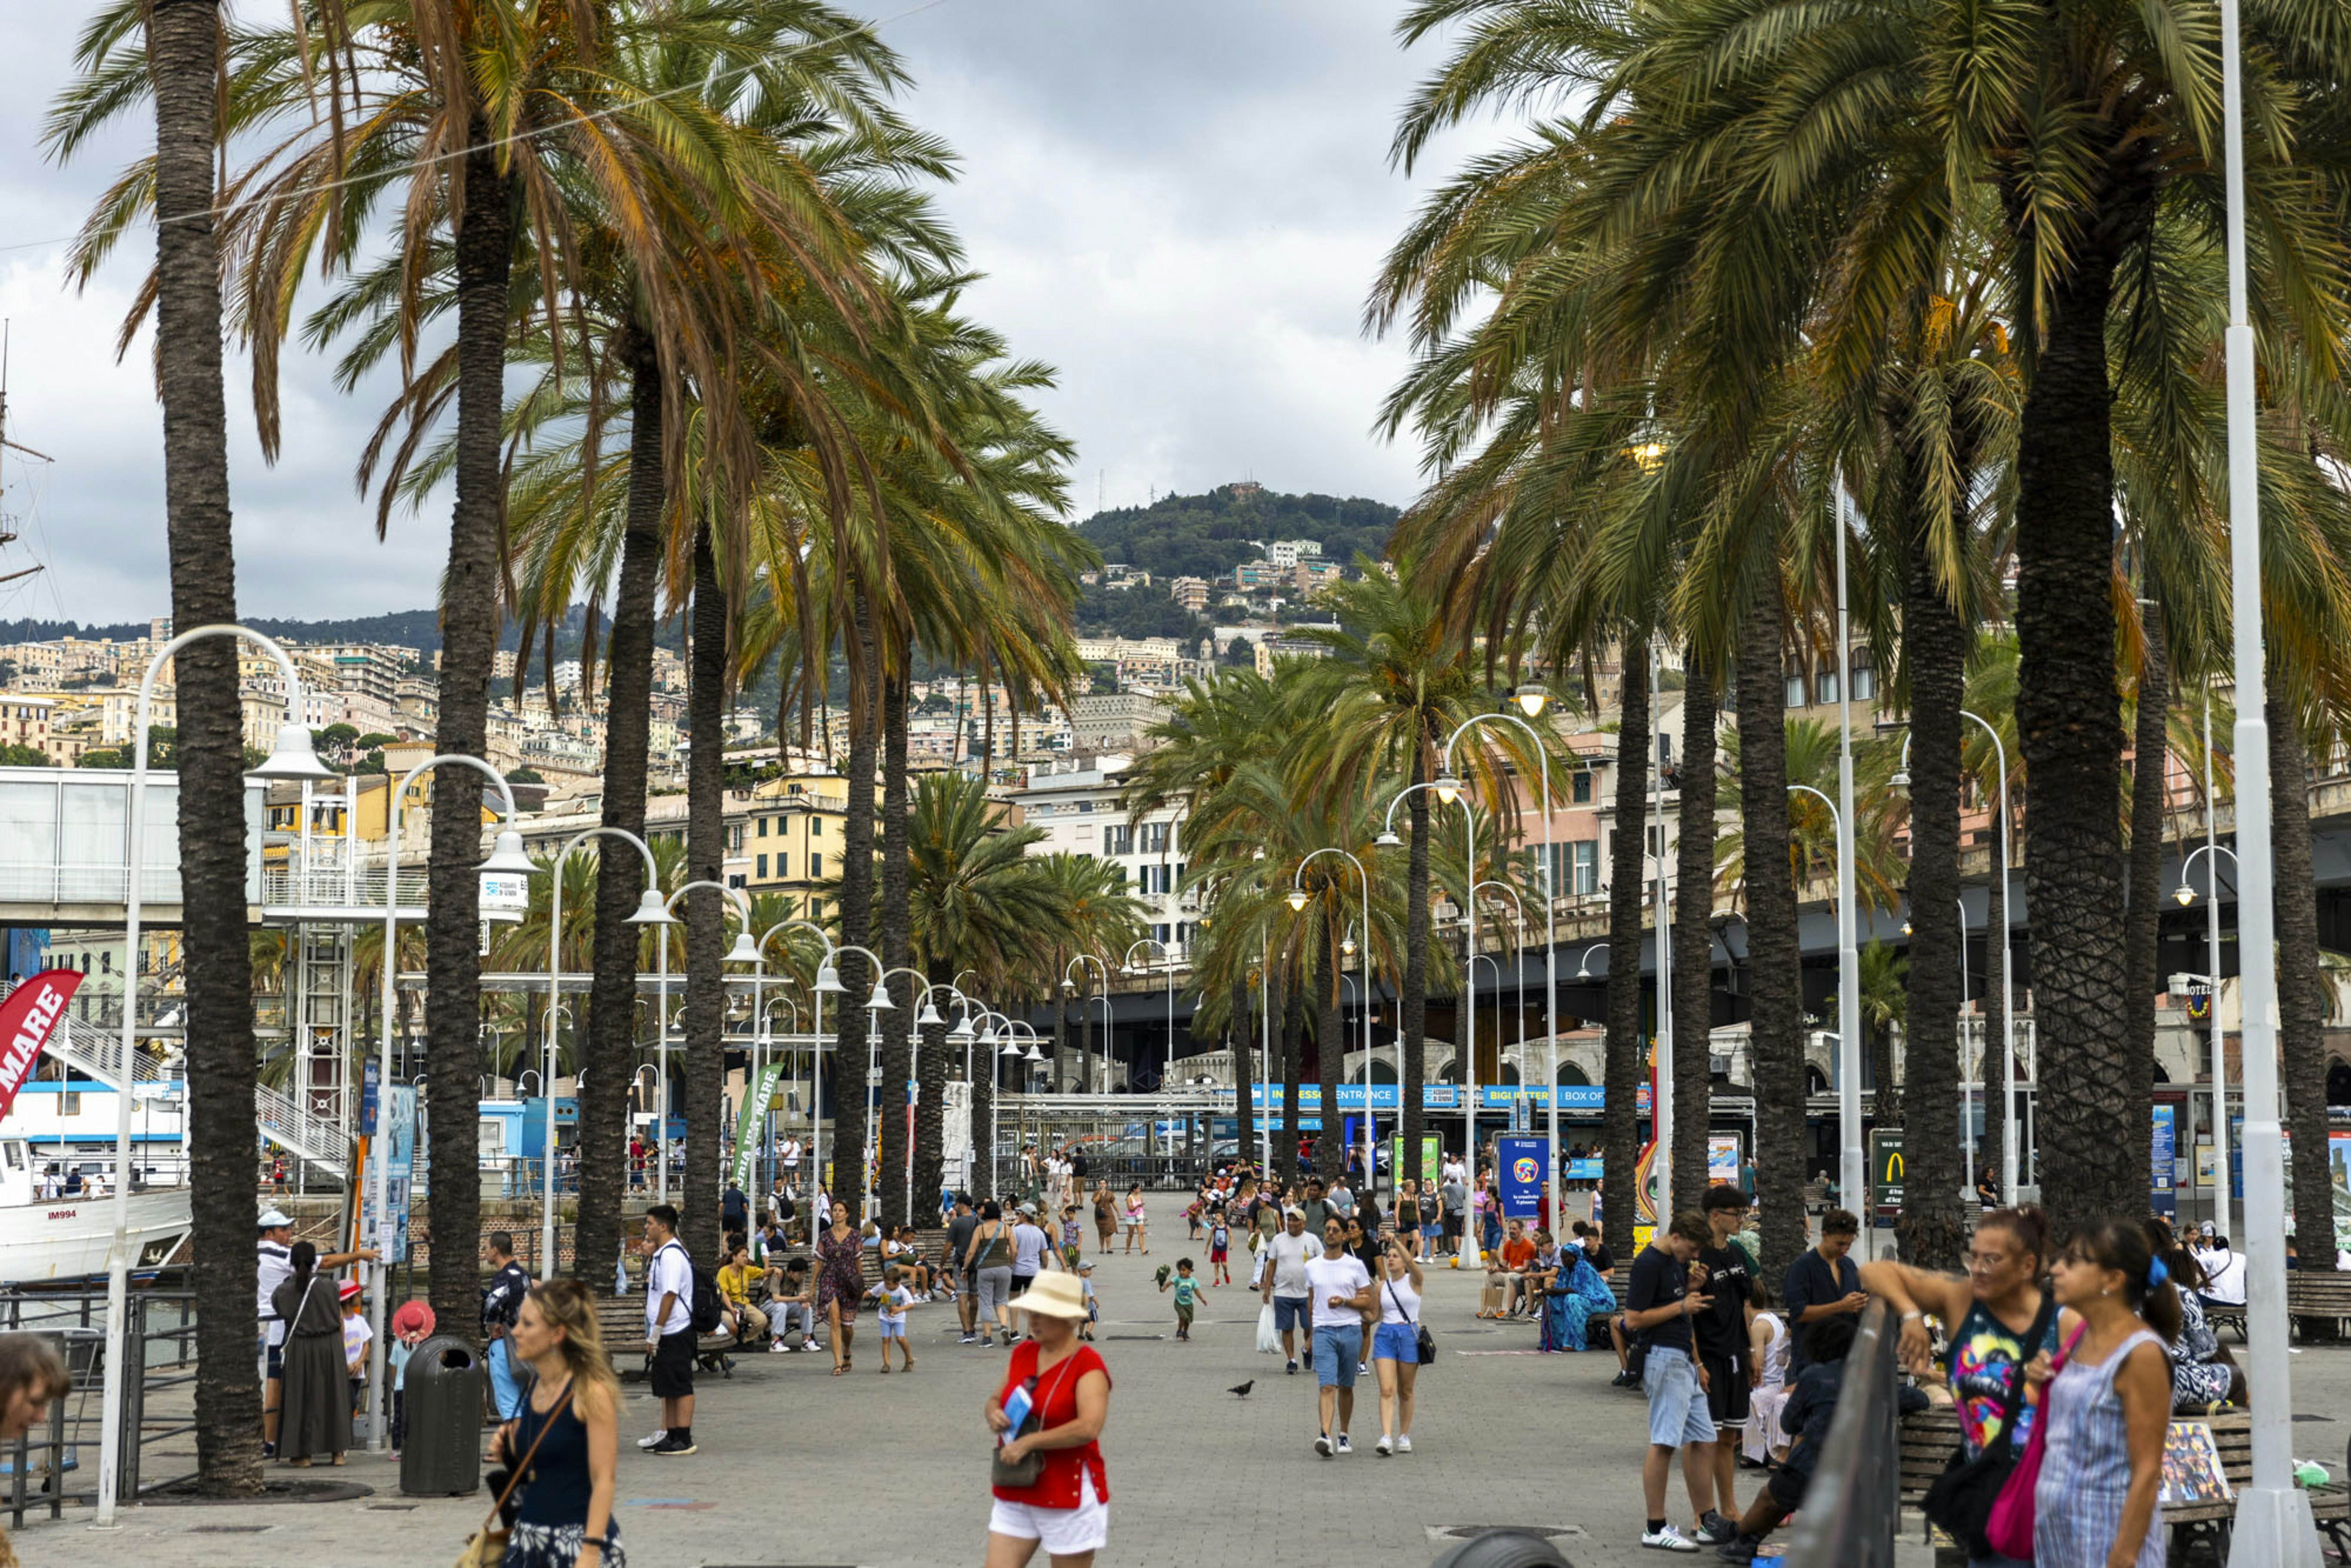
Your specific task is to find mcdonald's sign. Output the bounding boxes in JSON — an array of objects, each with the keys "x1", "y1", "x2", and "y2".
[{"x1": 1870, "y1": 1128, "x2": 1905, "y2": 1215}]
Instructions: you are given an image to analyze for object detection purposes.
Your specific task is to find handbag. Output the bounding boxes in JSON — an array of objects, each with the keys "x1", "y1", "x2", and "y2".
[
  {"x1": 990, "y1": 1351, "x2": 1079, "y2": 1491},
  {"x1": 454, "y1": 1380, "x2": 573, "y2": 1568},
  {"x1": 1920, "y1": 1296, "x2": 2056, "y2": 1555},
  {"x1": 1983, "y1": 1322, "x2": 2087, "y2": 1560},
  {"x1": 1386, "y1": 1278, "x2": 1436, "y2": 1366}
]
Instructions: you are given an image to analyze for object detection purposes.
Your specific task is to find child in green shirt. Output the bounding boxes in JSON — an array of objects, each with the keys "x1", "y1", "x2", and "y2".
[{"x1": 1160, "y1": 1257, "x2": 1203, "y2": 1341}]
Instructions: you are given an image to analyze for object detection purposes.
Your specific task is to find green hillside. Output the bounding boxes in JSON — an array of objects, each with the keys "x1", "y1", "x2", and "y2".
[{"x1": 1071, "y1": 484, "x2": 1400, "y2": 580}]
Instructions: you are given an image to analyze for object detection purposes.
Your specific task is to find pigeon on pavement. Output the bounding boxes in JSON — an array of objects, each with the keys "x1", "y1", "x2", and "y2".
[{"x1": 1227, "y1": 1380, "x2": 1254, "y2": 1398}]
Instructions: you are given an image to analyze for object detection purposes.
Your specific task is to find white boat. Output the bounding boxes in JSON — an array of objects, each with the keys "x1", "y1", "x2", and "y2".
[{"x1": 0, "y1": 1138, "x2": 191, "y2": 1283}]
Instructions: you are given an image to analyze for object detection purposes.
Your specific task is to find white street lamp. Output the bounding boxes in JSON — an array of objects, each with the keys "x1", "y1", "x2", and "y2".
[
  {"x1": 832, "y1": 942, "x2": 887, "y2": 1218},
  {"x1": 1788, "y1": 781, "x2": 1856, "y2": 1225},
  {"x1": 1297, "y1": 847, "x2": 1375, "y2": 1197},
  {"x1": 759, "y1": 921, "x2": 837, "y2": 1213},
  {"x1": 1382, "y1": 778, "x2": 1478, "y2": 1255},
  {"x1": 2176, "y1": 838, "x2": 2242, "y2": 1246},
  {"x1": 1063, "y1": 954, "x2": 1112, "y2": 1094},
  {"x1": 97, "y1": 626, "x2": 337, "y2": 1520},
  {"x1": 648, "y1": 879, "x2": 753, "y2": 1219}
]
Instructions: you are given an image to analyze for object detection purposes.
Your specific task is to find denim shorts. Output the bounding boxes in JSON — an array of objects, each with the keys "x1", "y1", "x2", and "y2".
[
  {"x1": 1273, "y1": 1295, "x2": 1312, "y2": 1335},
  {"x1": 1313, "y1": 1323, "x2": 1363, "y2": 1387},
  {"x1": 1643, "y1": 1346, "x2": 1716, "y2": 1448},
  {"x1": 1372, "y1": 1322, "x2": 1420, "y2": 1363}
]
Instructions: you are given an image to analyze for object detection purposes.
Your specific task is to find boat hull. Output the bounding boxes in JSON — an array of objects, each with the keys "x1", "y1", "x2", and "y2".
[{"x1": 0, "y1": 1190, "x2": 192, "y2": 1282}]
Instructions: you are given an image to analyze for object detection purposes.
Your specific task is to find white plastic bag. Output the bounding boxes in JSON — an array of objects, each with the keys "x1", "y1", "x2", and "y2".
[{"x1": 1255, "y1": 1302, "x2": 1280, "y2": 1354}]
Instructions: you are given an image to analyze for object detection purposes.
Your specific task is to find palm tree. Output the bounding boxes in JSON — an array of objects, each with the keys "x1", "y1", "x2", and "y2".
[
  {"x1": 44, "y1": 0, "x2": 260, "y2": 1492},
  {"x1": 1857, "y1": 941, "x2": 1908, "y2": 1133}
]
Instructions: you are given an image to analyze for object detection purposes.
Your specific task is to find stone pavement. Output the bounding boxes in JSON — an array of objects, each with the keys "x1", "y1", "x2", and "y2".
[{"x1": 21, "y1": 1196, "x2": 2351, "y2": 1568}]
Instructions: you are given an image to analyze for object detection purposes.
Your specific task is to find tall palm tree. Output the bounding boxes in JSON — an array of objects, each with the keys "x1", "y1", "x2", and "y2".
[
  {"x1": 1668, "y1": 657, "x2": 1718, "y2": 1206},
  {"x1": 46, "y1": 0, "x2": 259, "y2": 1494}
]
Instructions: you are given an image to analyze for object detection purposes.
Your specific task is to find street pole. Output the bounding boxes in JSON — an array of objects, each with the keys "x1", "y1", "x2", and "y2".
[
  {"x1": 1832, "y1": 482, "x2": 1863, "y2": 1224},
  {"x1": 2217, "y1": 0, "x2": 2315, "y2": 1540},
  {"x1": 1959, "y1": 899, "x2": 1972, "y2": 1203},
  {"x1": 2206, "y1": 698, "x2": 2235, "y2": 1244}
]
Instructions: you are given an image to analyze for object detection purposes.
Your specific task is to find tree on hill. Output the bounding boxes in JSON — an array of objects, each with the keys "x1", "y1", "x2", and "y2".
[
  {"x1": 1073, "y1": 583, "x2": 1210, "y2": 642},
  {"x1": 1072, "y1": 484, "x2": 1400, "y2": 581}
]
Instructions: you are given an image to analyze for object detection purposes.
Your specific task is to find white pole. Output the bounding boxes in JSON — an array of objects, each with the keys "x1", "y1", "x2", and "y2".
[
  {"x1": 1462, "y1": 806, "x2": 1479, "y2": 1266},
  {"x1": 1959, "y1": 899, "x2": 1972, "y2": 1205},
  {"x1": 1651, "y1": 647, "x2": 1675, "y2": 1221},
  {"x1": 1261, "y1": 935, "x2": 1271, "y2": 1175},
  {"x1": 2205, "y1": 699, "x2": 2234, "y2": 1244},
  {"x1": 1832, "y1": 486, "x2": 1863, "y2": 1224},
  {"x1": 657, "y1": 920, "x2": 669, "y2": 1204},
  {"x1": 2216, "y1": 0, "x2": 2313, "y2": 1538}
]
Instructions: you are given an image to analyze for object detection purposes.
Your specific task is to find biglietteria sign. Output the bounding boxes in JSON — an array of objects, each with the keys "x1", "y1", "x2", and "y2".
[{"x1": 0, "y1": 969, "x2": 85, "y2": 1125}]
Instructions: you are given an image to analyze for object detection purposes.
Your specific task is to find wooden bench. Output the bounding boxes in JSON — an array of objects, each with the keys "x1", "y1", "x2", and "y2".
[
  {"x1": 1897, "y1": 1405, "x2": 2351, "y2": 1560},
  {"x1": 2286, "y1": 1272, "x2": 2351, "y2": 1339},
  {"x1": 592, "y1": 1287, "x2": 744, "y2": 1380}
]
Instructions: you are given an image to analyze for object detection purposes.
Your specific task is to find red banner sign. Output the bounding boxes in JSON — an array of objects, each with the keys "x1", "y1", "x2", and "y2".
[{"x1": 0, "y1": 969, "x2": 85, "y2": 1126}]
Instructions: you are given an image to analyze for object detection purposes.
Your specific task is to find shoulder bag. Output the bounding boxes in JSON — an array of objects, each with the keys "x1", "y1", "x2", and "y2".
[
  {"x1": 1983, "y1": 1322, "x2": 2086, "y2": 1559},
  {"x1": 990, "y1": 1351, "x2": 1082, "y2": 1490},
  {"x1": 1920, "y1": 1295, "x2": 2056, "y2": 1556},
  {"x1": 1387, "y1": 1278, "x2": 1436, "y2": 1365},
  {"x1": 454, "y1": 1380, "x2": 574, "y2": 1568}
]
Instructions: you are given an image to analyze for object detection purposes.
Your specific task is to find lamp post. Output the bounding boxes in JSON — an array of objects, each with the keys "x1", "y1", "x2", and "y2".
[
  {"x1": 1062, "y1": 954, "x2": 1111, "y2": 1094},
  {"x1": 2217, "y1": 0, "x2": 2312, "y2": 1542},
  {"x1": 1443, "y1": 702, "x2": 1562, "y2": 1231},
  {"x1": 1896, "y1": 708, "x2": 2017, "y2": 1203},
  {"x1": 880, "y1": 965, "x2": 930, "y2": 1222},
  {"x1": 1473, "y1": 878, "x2": 1527, "y2": 1140},
  {"x1": 1379, "y1": 776, "x2": 1474, "y2": 1257},
  {"x1": 1786, "y1": 781, "x2": 1858, "y2": 1218},
  {"x1": 643, "y1": 878, "x2": 756, "y2": 1231},
  {"x1": 1829, "y1": 480, "x2": 1864, "y2": 1220},
  {"x1": 2175, "y1": 842, "x2": 2242, "y2": 1243},
  {"x1": 539, "y1": 826, "x2": 668, "y2": 1259},
  {"x1": 830, "y1": 943, "x2": 892, "y2": 1219},
  {"x1": 761, "y1": 919, "x2": 838, "y2": 1210},
  {"x1": 96, "y1": 626, "x2": 335, "y2": 1522},
  {"x1": 1294, "y1": 847, "x2": 1373, "y2": 1195},
  {"x1": 1123, "y1": 937, "x2": 1176, "y2": 1093}
]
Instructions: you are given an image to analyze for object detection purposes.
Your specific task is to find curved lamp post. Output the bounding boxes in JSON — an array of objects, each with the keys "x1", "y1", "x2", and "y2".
[
  {"x1": 1378, "y1": 776, "x2": 1476, "y2": 1260},
  {"x1": 830, "y1": 943, "x2": 892, "y2": 1216},
  {"x1": 1061, "y1": 954, "x2": 1112, "y2": 1095},
  {"x1": 1293, "y1": 848, "x2": 1373, "y2": 1195},
  {"x1": 1123, "y1": 938, "x2": 1176, "y2": 1099},
  {"x1": 649, "y1": 880, "x2": 758, "y2": 1212},
  {"x1": 1474, "y1": 878, "x2": 1527, "y2": 1135},
  {"x1": 541, "y1": 828, "x2": 669, "y2": 1266},
  {"x1": 97, "y1": 626, "x2": 335, "y2": 1520},
  {"x1": 2175, "y1": 842, "x2": 2242, "y2": 1243}
]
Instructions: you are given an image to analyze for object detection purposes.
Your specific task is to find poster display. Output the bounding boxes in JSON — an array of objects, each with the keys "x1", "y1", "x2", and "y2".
[
  {"x1": 2151, "y1": 1105, "x2": 2177, "y2": 1219},
  {"x1": 1497, "y1": 1136, "x2": 1546, "y2": 1219}
]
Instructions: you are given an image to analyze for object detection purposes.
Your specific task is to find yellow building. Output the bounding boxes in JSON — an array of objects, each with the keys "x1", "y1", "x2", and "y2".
[{"x1": 740, "y1": 773, "x2": 860, "y2": 920}]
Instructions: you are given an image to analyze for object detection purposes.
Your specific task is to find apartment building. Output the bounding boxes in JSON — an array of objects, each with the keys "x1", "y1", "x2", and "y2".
[{"x1": 1011, "y1": 754, "x2": 1194, "y2": 955}]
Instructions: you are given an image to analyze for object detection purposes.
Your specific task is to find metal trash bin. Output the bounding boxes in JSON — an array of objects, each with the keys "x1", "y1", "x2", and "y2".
[{"x1": 399, "y1": 1336, "x2": 484, "y2": 1497}]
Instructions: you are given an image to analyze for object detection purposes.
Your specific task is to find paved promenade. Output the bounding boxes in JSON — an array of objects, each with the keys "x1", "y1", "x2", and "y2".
[{"x1": 20, "y1": 1196, "x2": 2351, "y2": 1568}]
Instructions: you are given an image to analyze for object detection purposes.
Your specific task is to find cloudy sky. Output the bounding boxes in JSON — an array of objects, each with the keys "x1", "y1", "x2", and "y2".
[{"x1": 0, "y1": 1, "x2": 1502, "y2": 623}]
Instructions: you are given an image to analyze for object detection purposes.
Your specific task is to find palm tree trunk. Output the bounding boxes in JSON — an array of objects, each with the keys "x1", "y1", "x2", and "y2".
[
  {"x1": 427, "y1": 131, "x2": 513, "y2": 1338},
  {"x1": 1671, "y1": 656, "x2": 1717, "y2": 1206},
  {"x1": 1737, "y1": 603, "x2": 1807, "y2": 1272},
  {"x1": 1401, "y1": 744, "x2": 1432, "y2": 1180},
  {"x1": 832, "y1": 597, "x2": 880, "y2": 1223},
  {"x1": 1231, "y1": 976, "x2": 1256, "y2": 1175},
  {"x1": 1316, "y1": 916, "x2": 1345, "y2": 1185},
  {"x1": 1604, "y1": 635, "x2": 1651, "y2": 1249},
  {"x1": 150, "y1": 0, "x2": 260, "y2": 1490},
  {"x1": 913, "y1": 955, "x2": 950, "y2": 1215},
  {"x1": 2269, "y1": 697, "x2": 2337, "y2": 1277},
  {"x1": 1983, "y1": 801, "x2": 2013, "y2": 1195},
  {"x1": 680, "y1": 523, "x2": 731, "y2": 1259},
  {"x1": 877, "y1": 671, "x2": 912, "y2": 1228},
  {"x1": 578, "y1": 328, "x2": 663, "y2": 1290},
  {"x1": 1898, "y1": 522, "x2": 1966, "y2": 1268},
  {"x1": 2122, "y1": 614, "x2": 2169, "y2": 1151},
  {"x1": 1281, "y1": 971, "x2": 1306, "y2": 1181},
  {"x1": 2012, "y1": 252, "x2": 2138, "y2": 1237}
]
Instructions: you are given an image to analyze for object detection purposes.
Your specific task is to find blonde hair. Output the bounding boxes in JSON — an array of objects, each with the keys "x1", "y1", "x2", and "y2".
[{"x1": 524, "y1": 1279, "x2": 620, "y2": 1405}]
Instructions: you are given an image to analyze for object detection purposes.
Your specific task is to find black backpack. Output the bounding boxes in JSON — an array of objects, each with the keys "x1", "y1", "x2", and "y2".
[{"x1": 659, "y1": 1242, "x2": 726, "y2": 1334}]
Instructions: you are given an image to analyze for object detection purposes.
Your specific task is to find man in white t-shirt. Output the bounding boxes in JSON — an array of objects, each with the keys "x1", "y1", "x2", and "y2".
[
  {"x1": 1259, "y1": 1208, "x2": 1325, "y2": 1374},
  {"x1": 1305, "y1": 1216, "x2": 1374, "y2": 1456},
  {"x1": 641, "y1": 1205, "x2": 698, "y2": 1455},
  {"x1": 256, "y1": 1205, "x2": 373, "y2": 1458}
]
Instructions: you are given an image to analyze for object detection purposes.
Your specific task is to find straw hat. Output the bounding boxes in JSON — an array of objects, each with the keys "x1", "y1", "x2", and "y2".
[{"x1": 1017, "y1": 1272, "x2": 1090, "y2": 1321}]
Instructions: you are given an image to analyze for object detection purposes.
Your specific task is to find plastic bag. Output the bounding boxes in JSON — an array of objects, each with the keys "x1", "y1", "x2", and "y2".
[{"x1": 1255, "y1": 1302, "x2": 1280, "y2": 1354}]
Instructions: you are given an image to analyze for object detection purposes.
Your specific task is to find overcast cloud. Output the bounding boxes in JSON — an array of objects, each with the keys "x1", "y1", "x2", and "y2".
[{"x1": 0, "y1": 0, "x2": 1497, "y2": 624}]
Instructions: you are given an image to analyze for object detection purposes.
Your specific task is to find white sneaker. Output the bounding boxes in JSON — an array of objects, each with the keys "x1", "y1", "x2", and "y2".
[
  {"x1": 1374, "y1": 1434, "x2": 1393, "y2": 1456},
  {"x1": 636, "y1": 1429, "x2": 667, "y2": 1449},
  {"x1": 1640, "y1": 1523, "x2": 1700, "y2": 1552},
  {"x1": 1396, "y1": 1435, "x2": 1412, "y2": 1453},
  {"x1": 1314, "y1": 1433, "x2": 1333, "y2": 1458},
  {"x1": 1333, "y1": 1433, "x2": 1353, "y2": 1456}
]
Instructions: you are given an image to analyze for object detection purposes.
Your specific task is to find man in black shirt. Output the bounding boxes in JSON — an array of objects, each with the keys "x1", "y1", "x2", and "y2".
[
  {"x1": 1695, "y1": 1185, "x2": 1756, "y2": 1537},
  {"x1": 1622, "y1": 1210, "x2": 1724, "y2": 1552},
  {"x1": 1572, "y1": 1219, "x2": 1616, "y2": 1275},
  {"x1": 943, "y1": 1195, "x2": 981, "y2": 1342},
  {"x1": 1779, "y1": 1207, "x2": 1864, "y2": 1388},
  {"x1": 480, "y1": 1231, "x2": 532, "y2": 1420}
]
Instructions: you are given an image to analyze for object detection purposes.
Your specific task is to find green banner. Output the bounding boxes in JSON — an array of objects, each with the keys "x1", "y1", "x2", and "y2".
[
  {"x1": 732, "y1": 1061, "x2": 784, "y2": 1193},
  {"x1": 1389, "y1": 1134, "x2": 1441, "y2": 1190}
]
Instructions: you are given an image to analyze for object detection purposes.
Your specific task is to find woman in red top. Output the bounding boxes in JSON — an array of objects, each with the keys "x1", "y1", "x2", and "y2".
[{"x1": 984, "y1": 1270, "x2": 1112, "y2": 1567}]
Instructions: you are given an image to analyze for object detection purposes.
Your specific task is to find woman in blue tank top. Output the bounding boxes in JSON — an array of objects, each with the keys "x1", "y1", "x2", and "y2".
[{"x1": 494, "y1": 1278, "x2": 623, "y2": 1568}]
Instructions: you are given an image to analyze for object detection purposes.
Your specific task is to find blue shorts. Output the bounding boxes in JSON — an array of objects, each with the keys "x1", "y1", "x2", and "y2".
[
  {"x1": 880, "y1": 1320, "x2": 905, "y2": 1340},
  {"x1": 1643, "y1": 1346, "x2": 1717, "y2": 1448},
  {"x1": 1312, "y1": 1323, "x2": 1363, "y2": 1387},
  {"x1": 1373, "y1": 1322, "x2": 1420, "y2": 1363},
  {"x1": 1274, "y1": 1295, "x2": 1311, "y2": 1335}
]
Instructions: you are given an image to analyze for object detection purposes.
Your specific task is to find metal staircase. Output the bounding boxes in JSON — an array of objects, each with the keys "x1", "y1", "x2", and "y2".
[{"x1": 46, "y1": 1011, "x2": 350, "y2": 1181}]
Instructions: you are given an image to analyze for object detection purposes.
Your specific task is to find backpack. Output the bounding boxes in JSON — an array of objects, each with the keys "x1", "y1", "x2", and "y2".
[{"x1": 659, "y1": 1242, "x2": 726, "y2": 1335}]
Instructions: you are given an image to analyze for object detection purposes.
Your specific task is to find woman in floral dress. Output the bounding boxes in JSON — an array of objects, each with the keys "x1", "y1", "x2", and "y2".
[{"x1": 815, "y1": 1209, "x2": 864, "y2": 1376}]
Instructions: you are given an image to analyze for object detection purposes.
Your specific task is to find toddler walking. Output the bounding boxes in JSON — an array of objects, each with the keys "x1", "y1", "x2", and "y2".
[
  {"x1": 1208, "y1": 1210, "x2": 1233, "y2": 1285},
  {"x1": 867, "y1": 1264, "x2": 918, "y2": 1373},
  {"x1": 1160, "y1": 1258, "x2": 1203, "y2": 1341}
]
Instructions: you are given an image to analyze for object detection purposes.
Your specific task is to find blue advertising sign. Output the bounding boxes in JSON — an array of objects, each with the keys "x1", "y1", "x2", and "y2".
[
  {"x1": 360, "y1": 1057, "x2": 381, "y2": 1136},
  {"x1": 1497, "y1": 1136, "x2": 1547, "y2": 1219},
  {"x1": 1248, "y1": 1084, "x2": 1462, "y2": 1112},
  {"x1": 1565, "y1": 1159, "x2": 1604, "y2": 1180},
  {"x1": 1245, "y1": 1083, "x2": 1646, "y2": 1115},
  {"x1": 2151, "y1": 1105, "x2": 2177, "y2": 1220}
]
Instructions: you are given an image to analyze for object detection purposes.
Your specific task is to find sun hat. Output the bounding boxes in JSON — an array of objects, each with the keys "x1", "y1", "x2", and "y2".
[
  {"x1": 337, "y1": 1280, "x2": 362, "y2": 1303},
  {"x1": 1015, "y1": 1271, "x2": 1090, "y2": 1321},
  {"x1": 258, "y1": 1207, "x2": 294, "y2": 1229},
  {"x1": 391, "y1": 1301, "x2": 436, "y2": 1339}
]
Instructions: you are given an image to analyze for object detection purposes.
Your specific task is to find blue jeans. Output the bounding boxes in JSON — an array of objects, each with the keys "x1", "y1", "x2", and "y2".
[
  {"x1": 1313, "y1": 1323, "x2": 1363, "y2": 1388},
  {"x1": 486, "y1": 1335, "x2": 524, "y2": 1420}
]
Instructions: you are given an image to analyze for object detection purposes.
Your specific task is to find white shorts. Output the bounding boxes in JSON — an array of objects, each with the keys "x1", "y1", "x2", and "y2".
[{"x1": 988, "y1": 1470, "x2": 1108, "y2": 1554}]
